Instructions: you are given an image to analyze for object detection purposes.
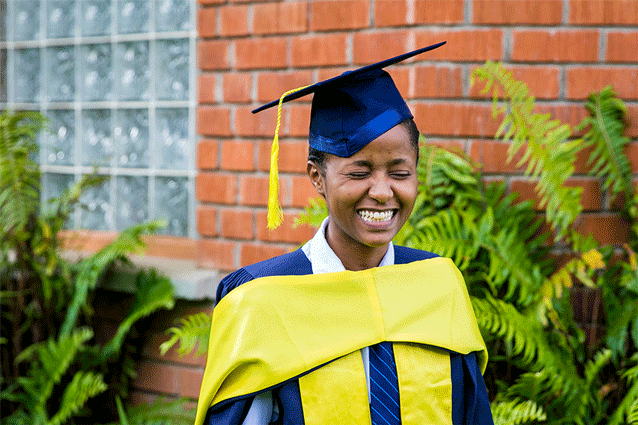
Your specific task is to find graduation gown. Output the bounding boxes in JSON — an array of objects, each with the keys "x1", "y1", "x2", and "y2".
[{"x1": 196, "y1": 246, "x2": 493, "y2": 425}]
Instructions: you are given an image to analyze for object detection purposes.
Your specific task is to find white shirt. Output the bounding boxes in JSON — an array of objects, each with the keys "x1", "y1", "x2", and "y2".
[{"x1": 242, "y1": 217, "x2": 394, "y2": 424}]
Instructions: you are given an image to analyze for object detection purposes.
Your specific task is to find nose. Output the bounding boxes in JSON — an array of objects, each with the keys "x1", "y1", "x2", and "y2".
[{"x1": 368, "y1": 174, "x2": 393, "y2": 203}]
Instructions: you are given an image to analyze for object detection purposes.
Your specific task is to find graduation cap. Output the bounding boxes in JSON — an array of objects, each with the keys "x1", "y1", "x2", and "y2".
[{"x1": 254, "y1": 41, "x2": 446, "y2": 229}]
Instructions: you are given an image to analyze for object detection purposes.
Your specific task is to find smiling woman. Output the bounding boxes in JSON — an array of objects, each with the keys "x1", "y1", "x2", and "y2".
[{"x1": 195, "y1": 43, "x2": 494, "y2": 425}]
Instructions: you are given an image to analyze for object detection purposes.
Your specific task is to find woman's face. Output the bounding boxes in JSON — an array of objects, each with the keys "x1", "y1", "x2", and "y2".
[{"x1": 308, "y1": 123, "x2": 418, "y2": 255}]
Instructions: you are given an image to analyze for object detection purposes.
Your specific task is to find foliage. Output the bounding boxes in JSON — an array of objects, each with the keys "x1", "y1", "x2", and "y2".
[
  {"x1": 0, "y1": 110, "x2": 179, "y2": 424},
  {"x1": 113, "y1": 396, "x2": 195, "y2": 425}
]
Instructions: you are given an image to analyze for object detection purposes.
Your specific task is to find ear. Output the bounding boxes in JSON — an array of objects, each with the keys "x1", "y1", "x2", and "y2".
[{"x1": 307, "y1": 161, "x2": 325, "y2": 197}]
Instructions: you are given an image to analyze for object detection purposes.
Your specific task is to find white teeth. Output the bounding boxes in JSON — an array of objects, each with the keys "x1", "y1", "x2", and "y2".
[{"x1": 358, "y1": 210, "x2": 394, "y2": 223}]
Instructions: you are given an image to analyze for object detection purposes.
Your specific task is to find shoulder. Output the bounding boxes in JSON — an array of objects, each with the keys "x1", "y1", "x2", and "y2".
[
  {"x1": 215, "y1": 248, "x2": 313, "y2": 303},
  {"x1": 394, "y1": 245, "x2": 439, "y2": 264}
]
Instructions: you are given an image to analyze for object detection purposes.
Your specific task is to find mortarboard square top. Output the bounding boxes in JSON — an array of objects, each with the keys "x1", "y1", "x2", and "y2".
[{"x1": 252, "y1": 41, "x2": 446, "y2": 158}]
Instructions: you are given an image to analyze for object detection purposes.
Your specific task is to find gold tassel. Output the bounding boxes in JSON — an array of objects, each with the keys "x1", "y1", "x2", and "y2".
[{"x1": 267, "y1": 85, "x2": 310, "y2": 230}]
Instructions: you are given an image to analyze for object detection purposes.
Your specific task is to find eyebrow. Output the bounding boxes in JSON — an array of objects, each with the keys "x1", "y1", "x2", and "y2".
[{"x1": 350, "y1": 158, "x2": 410, "y2": 167}]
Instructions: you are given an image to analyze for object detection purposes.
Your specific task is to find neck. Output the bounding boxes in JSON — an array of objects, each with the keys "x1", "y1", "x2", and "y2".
[{"x1": 325, "y1": 223, "x2": 389, "y2": 271}]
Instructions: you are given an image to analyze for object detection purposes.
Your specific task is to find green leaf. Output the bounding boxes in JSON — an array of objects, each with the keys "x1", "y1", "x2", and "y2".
[
  {"x1": 161, "y1": 312, "x2": 212, "y2": 358},
  {"x1": 47, "y1": 371, "x2": 107, "y2": 425},
  {"x1": 101, "y1": 269, "x2": 175, "y2": 360}
]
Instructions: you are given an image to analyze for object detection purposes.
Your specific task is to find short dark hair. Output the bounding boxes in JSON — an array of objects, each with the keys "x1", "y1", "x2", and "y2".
[{"x1": 308, "y1": 118, "x2": 420, "y2": 173}]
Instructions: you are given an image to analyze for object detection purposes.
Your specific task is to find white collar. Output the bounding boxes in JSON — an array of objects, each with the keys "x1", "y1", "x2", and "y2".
[{"x1": 301, "y1": 217, "x2": 394, "y2": 274}]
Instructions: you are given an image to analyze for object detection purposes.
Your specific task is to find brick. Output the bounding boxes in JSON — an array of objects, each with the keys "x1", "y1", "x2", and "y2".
[
  {"x1": 198, "y1": 7, "x2": 217, "y2": 37},
  {"x1": 291, "y1": 175, "x2": 319, "y2": 208},
  {"x1": 287, "y1": 104, "x2": 312, "y2": 137},
  {"x1": 257, "y1": 71, "x2": 314, "y2": 103},
  {"x1": 239, "y1": 175, "x2": 287, "y2": 207},
  {"x1": 573, "y1": 213, "x2": 628, "y2": 245},
  {"x1": 197, "y1": 139, "x2": 219, "y2": 170},
  {"x1": 606, "y1": 32, "x2": 638, "y2": 63},
  {"x1": 197, "y1": 206, "x2": 218, "y2": 237},
  {"x1": 196, "y1": 173, "x2": 237, "y2": 204},
  {"x1": 626, "y1": 142, "x2": 638, "y2": 172},
  {"x1": 387, "y1": 68, "x2": 411, "y2": 99},
  {"x1": 291, "y1": 34, "x2": 348, "y2": 67},
  {"x1": 414, "y1": 0, "x2": 464, "y2": 24},
  {"x1": 198, "y1": 239, "x2": 236, "y2": 271},
  {"x1": 317, "y1": 67, "x2": 352, "y2": 81},
  {"x1": 258, "y1": 141, "x2": 309, "y2": 173},
  {"x1": 570, "y1": 0, "x2": 638, "y2": 26},
  {"x1": 198, "y1": 0, "x2": 226, "y2": 4},
  {"x1": 198, "y1": 40, "x2": 230, "y2": 70},
  {"x1": 254, "y1": 1, "x2": 308, "y2": 34},
  {"x1": 566, "y1": 67, "x2": 638, "y2": 100},
  {"x1": 235, "y1": 106, "x2": 278, "y2": 137},
  {"x1": 143, "y1": 236, "x2": 199, "y2": 260},
  {"x1": 240, "y1": 243, "x2": 288, "y2": 267},
  {"x1": 197, "y1": 107, "x2": 231, "y2": 136},
  {"x1": 311, "y1": 0, "x2": 370, "y2": 31},
  {"x1": 256, "y1": 211, "x2": 316, "y2": 244},
  {"x1": 511, "y1": 30, "x2": 599, "y2": 63},
  {"x1": 413, "y1": 103, "x2": 501, "y2": 137},
  {"x1": 415, "y1": 30, "x2": 503, "y2": 62},
  {"x1": 627, "y1": 105, "x2": 638, "y2": 137},
  {"x1": 220, "y1": 140, "x2": 255, "y2": 171},
  {"x1": 178, "y1": 368, "x2": 205, "y2": 399},
  {"x1": 353, "y1": 31, "x2": 410, "y2": 65},
  {"x1": 374, "y1": 0, "x2": 408, "y2": 27},
  {"x1": 414, "y1": 65, "x2": 464, "y2": 98},
  {"x1": 223, "y1": 73, "x2": 252, "y2": 103},
  {"x1": 235, "y1": 37, "x2": 288, "y2": 70},
  {"x1": 220, "y1": 5, "x2": 249, "y2": 36},
  {"x1": 422, "y1": 139, "x2": 466, "y2": 154},
  {"x1": 220, "y1": 209, "x2": 254, "y2": 239},
  {"x1": 198, "y1": 74, "x2": 217, "y2": 104},
  {"x1": 469, "y1": 140, "x2": 524, "y2": 173},
  {"x1": 510, "y1": 178, "x2": 602, "y2": 211},
  {"x1": 470, "y1": 65, "x2": 561, "y2": 100},
  {"x1": 473, "y1": 0, "x2": 562, "y2": 25},
  {"x1": 134, "y1": 361, "x2": 178, "y2": 394}
]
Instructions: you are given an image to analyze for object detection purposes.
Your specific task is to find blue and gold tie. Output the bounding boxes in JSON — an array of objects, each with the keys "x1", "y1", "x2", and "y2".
[{"x1": 369, "y1": 342, "x2": 401, "y2": 425}]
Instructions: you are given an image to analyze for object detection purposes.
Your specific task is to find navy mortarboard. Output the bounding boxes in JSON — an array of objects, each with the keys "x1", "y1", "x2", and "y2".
[{"x1": 253, "y1": 41, "x2": 446, "y2": 229}]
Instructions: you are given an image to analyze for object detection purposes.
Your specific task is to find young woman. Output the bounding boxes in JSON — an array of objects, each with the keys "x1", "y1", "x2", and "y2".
[{"x1": 195, "y1": 44, "x2": 494, "y2": 425}]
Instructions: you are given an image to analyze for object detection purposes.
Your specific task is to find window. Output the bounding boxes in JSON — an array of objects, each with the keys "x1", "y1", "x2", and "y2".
[{"x1": 1, "y1": 0, "x2": 196, "y2": 238}]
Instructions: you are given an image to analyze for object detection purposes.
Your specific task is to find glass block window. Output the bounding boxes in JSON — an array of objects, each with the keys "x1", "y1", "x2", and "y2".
[{"x1": 1, "y1": 0, "x2": 196, "y2": 238}]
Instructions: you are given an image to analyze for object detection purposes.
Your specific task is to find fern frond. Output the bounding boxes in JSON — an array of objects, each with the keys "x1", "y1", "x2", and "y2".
[
  {"x1": 47, "y1": 371, "x2": 107, "y2": 425},
  {"x1": 579, "y1": 86, "x2": 632, "y2": 201},
  {"x1": 16, "y1": 328, "x2": 93, "y2": 414},
  {"x1": 59, "y1": 220, "x2": 164, "y2": 339},
  {"x1": 111, "y1": 396, "x2": 196, "y2": 425},
  {"x1": 161, "y1": 312, "x2": 212, "y2": 358},
  {"x1": 628, "y1": 396, "x2": 638, "y2": 425},
  {"x1": 293, "y1": 196, "x2": 327, "y2": 229},
  {"x1": 471, "y1": 62, "x2": 583, "y2": 240},
  {"x1": 584, "y1": 348, "x2": 612, "y2": 386},
  {"x1": 472, "y1": 296, "x2": 578, "y2": 379},
  {"x1": 101, "y1": 269, "x2": 175, "y2": 361},
  {"x1": 0, "y1": 111, "x2": 47, "y2": 238},
  {"x1": 609, "y1": 380, "x2": 638, "y2": 425},
  {"x1": 491, "y1": 398, "x2": 547, "y2": 425}
]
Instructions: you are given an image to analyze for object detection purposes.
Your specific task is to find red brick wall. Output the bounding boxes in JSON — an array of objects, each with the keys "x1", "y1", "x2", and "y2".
[{"x1": 194, "y1": 0, "x2": 638, "y2": 273}]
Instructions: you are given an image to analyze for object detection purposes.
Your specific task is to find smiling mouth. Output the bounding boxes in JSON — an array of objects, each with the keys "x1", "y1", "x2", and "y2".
[{"x1": 358, "y1": 210, "x2": 395, "y2": 223}]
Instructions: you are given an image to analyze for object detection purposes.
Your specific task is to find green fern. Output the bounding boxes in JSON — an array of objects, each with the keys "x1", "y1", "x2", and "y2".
[
  {"x1": 112, "y1": 396, "x2": 196, "y2": 425},
  {"x1": 14, "y1": 328, "x2": 93, "y2": 417},
  {"x1": 579, "y1": 86, "x2": 632, "y2": 202},
  {"x1": 0, "y1": 110, "x2": 47, "y2": 244},
  {"x1": 161, "y1": 312, "x2": 213, "y2": 358},
  {"x1": 628, "y1": 396, "x2": 638, "y2": 425},
  {"x1": 471, "y1": 62, "x2": 583, "y2": 241},
  {"x1": 491, "y1": 398, "x2": 547, "y2": 425},
  {"x1": 293, "y1": 196, "x2": 327, "y2": 229},
  {"x1": 48, "y1": 371, "x2": 107, "y2": 425},
  {"x1": 101, "y1": 269, "x2": 175, "y2": 361},
  {"x1": 59, "y1": 220, "x2": 165, "y2": 339}
]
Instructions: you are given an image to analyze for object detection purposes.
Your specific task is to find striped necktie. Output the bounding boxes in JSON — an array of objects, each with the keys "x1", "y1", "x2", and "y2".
[{"x1": 369, "y1": 342, "x2": 401, "y2": 425}]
